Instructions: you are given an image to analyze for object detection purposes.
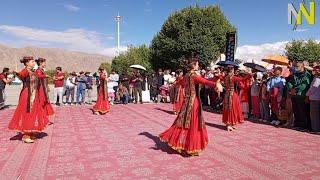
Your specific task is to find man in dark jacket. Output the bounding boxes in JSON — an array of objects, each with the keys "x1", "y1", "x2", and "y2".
[
  {"x1": 133, "y1": 72, "x2": 144, "y2": 104},
  {"x1": 287, "y1": 60, "x2": 313, "y2": 130},
  {"x1": 156, "y1": 69, "x2": 164, "y2": 103}
]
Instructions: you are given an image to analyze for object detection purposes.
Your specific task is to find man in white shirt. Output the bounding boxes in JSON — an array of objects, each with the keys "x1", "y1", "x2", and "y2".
[
  {"x1": 163, "y1": 70, "x2": 172, "y2": 86},
  {"x1": 65, "y1": 72, "x2": 77, "y2": 105},
  {"x1": 109, "y1": 69, "x2": 119, "y2": 101}
]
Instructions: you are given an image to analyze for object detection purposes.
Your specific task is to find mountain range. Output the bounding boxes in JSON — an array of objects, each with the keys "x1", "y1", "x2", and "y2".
[{"x1": 0, "y1": 44, "x2": 112, "y2": 72}]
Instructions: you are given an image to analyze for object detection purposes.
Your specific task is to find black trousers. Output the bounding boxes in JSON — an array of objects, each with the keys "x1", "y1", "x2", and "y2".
[{"x1": 291, "y1": 96, "x2": 311, "y2": 130}]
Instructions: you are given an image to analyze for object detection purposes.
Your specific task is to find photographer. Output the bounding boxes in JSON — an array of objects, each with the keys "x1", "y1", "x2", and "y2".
[{"x1": 0, "y1": 68, "x2": 14, "y2": 109}]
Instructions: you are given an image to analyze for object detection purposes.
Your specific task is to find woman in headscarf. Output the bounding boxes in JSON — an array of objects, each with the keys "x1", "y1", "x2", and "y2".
[{"x1": 159, "y1": 55, "x2": 216, "y2": 156}]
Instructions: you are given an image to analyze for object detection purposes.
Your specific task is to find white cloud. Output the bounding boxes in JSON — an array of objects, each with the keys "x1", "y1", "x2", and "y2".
[
  {"x1": 100, "y1": 46, "x2": 128, "y2": 57},
  {"x1": 106, "y1": 35, "x2": 115, "y2": 40},
  {"x1": 64, "y1": 4, "x2": 80, "y2": 12},
  {"x1": 0, "y1": 25, "x2": 125, "y2": 57},
  {"x1": 235, "y1": 41, "x2": 288, "y2": 63},
  {"x1": 294, "y1": 28, "x2": 309, "y2": 32}
]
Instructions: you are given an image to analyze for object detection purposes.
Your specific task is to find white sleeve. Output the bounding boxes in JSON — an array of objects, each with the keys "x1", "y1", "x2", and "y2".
[{"x1": 312, "y1": 78, "x2": 320, "y2": 88}]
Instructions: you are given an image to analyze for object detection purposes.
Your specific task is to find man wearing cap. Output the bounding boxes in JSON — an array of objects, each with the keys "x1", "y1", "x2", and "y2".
[
  {"x1": 85, "y1": 72, "x2": 93, "y2": 105},
  {"x1": 267, "y1": 66, "x2": 286, "y2": 125},
  {"x1": 287, "y1": 60, "x2": 313, "y2": 130},
  {"x1": 76, "y1": 71, "x2": 87, "y2": 105},
  {"x1": 65, "y1": 72, "x2": 77, "y2": 105}
]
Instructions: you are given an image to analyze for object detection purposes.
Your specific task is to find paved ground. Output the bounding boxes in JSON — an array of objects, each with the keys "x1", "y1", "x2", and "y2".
[{"x1": 0, "y1": 103, "x2": 320, "y2": 180}]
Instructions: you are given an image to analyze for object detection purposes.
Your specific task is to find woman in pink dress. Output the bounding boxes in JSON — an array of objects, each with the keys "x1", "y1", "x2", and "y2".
[
  {"x1": 159, "y1": 56, "x2": 216, "y2": 156},
  {"x1": 93, "y1": 68, "x2": 110, "y2": 115}
]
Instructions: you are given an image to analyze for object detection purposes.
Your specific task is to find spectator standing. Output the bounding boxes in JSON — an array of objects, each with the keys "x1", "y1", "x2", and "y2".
[
  {"x1": 85, "y1": 72, "x2": 93, "y2": 105},
  {"x1": 267, "y1": 67, "x2": 286, "y2": 125},
  {"x1": 76, "y1": 71, "x2": 87, "y2": 105},
  {"x1": 133, "y1": 72, "x2": 144, "y2": 104},
  {"x1": 287, "y1": 60, "x2": 312, "y2": 130},
  {"x1": 109, "y1": 69, "x2": 119, "y2": 99},
  {"x1": 306, "y1": 65, "x2": 320, "y2": 132},
  {"x1": 53, "y1": 67, "x2": 65, "y2": 106},
  {"x1": 250, "y1": 73, "x2": 262, "y2": 120},
  {"x1": 149, "y1": 72, "x2": 158, "y2": 102},
  {"x1": 156, "y1": 69, "x2": 164, "y2": 103},
  {"x1": 260, "y1": 74, "x2": 270, "y2": 122},
  {"x1": 65, "y1": 72, "x2": 77, "y2": 105},
  {"x1": 119, "y1": 70, "x2": 130, "y2": 92},
  {"x1": 0, "y1": 68, "x2": 13, "y2": 109}
]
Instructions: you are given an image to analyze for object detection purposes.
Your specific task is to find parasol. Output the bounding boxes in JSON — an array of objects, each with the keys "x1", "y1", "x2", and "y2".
[
  {"x1": 262, "y1": 55, "x2": 289, "y2": 66},
  {"x1": 243, "y1": 62, "x2": 266, "y2": 72},
  {"x1": 130, "y1": 64, "x2": 146, "y2": 71}
]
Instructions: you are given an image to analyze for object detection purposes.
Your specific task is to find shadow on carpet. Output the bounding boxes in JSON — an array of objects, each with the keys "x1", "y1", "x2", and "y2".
[
  {"x1": 138, "y1": 131, "x2": 195, "y2": 157},
  {"x1": 10, "y1": 132, "x2": 48, "y2": 141},
  {"x1": 154, "y1": 108, "x2": 176, "y2": 115}
]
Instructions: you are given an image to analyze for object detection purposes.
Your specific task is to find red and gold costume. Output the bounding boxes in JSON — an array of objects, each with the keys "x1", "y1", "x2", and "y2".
[
  {"x1": 8, "y1": 68, "x2": 49, "y2": 132},
  {"x1": 93, "y1": 74, "x2": 110, "y2": 114},
  {"x1": 222, "y1": 75, "x2": 251, "y2": 126},
  {"x1": 172, "y1": 76, "x2": 185, "y2": 114},
  {"x1": 35, "y1": 68, "x2": 54, "y2": 116},
  {"x1": 159, "y1": 71, "x2": 215, "y2": 155}
]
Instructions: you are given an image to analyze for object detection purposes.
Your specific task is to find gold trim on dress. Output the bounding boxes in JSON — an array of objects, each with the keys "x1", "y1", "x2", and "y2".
[{"x1": 159, "y1": 137, "x2": 208, "y2": 156}]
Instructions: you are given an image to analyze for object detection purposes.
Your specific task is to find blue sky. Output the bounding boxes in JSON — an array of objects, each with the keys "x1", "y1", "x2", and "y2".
[{"x1": 0, "y1": 0, "x2": 319, "y2": 59}]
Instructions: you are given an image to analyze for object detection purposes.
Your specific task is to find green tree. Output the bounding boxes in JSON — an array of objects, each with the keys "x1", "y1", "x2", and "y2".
[
  {"x1": 99, "y1": 62, "x2": 112, "y2": 73},
  {"x1": 285, "y1": 39, "x2": 320, "y2": 63},
  {"x1": 111, "y1": 45, "x2": 151, "y2": 73},
  {"x1": 150, "y1": 5, "x2": 236, "y2": 70}
]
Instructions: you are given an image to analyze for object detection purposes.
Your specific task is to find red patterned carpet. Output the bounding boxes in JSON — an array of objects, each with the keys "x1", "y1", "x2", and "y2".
[{"x1": 0, "y1": 103, "x2": 320, "y2": 180}]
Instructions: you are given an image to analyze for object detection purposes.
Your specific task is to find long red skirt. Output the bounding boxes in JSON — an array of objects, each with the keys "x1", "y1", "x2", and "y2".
[
  {"x1": 38, "y1": 84, "x2": 54, "y2": 116},
  {"x1": 251, "y1": 96, "x2": 260, "y2": 117},
  {"x1": 8, "y1": 89, "x2": 49, "y2": 132},
  {"x1": 160, "y1": 98, "x2": 208, "y2": 155},
  {"x1": 173, "y1": 88, "x2": 184, "y2": 113},
  {"x1": 222, "y1": 92, "x2": 244, "y2": 126},
  {"x1": 93, "y1": 89, "x2": 110, "y2": 114}
]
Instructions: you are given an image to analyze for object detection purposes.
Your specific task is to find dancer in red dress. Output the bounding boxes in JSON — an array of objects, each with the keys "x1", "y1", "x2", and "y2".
[
  {"x1": 159, "y1": 56, "x2": 216, "y2": 156},
  {"x1": 172, "y1": 69, "x2": 184, "y2": 115},
  {"x1": 93, "y1": 68, "x2": 110, "y2": 115},
  {"x1": 222, "y1": 65, "x2": 252, "y2": 131},
  {"x1": 35, "y1": 58, "x2": 54, "y2": 117},
  {"x1": 8, "y1": 57, "x2": 49, "y2": 143}
]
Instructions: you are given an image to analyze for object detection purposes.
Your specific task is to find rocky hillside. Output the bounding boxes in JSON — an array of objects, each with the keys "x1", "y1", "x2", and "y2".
[{"x1": 0, "y1": 44, "x2": 112, "y2": 72}]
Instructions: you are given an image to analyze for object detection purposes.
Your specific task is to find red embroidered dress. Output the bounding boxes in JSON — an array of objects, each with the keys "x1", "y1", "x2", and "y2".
[
  {"x1": 35, "y1": 68, "x2": 54, "y2": 116},
  {"x1": 93, "y1": 74, "x2": 110, "y2": 114},
  {"x1": 8, "y1": 68, "x2": 49, "y2": 132},
  {"x1": 222, "y1": 75, "x2": 251, "y2": 125},
  {"x1": 172, "y1": 76, "x2": 185, "y2": 114},
  {"x1": 159, "y1": 71, "x2": 215, "y2": 155}
]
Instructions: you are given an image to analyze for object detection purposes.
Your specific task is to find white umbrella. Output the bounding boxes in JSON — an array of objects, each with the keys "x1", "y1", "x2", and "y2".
[{"x1": 130, "y1": 64, "x2": 146, "y2": 71}]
